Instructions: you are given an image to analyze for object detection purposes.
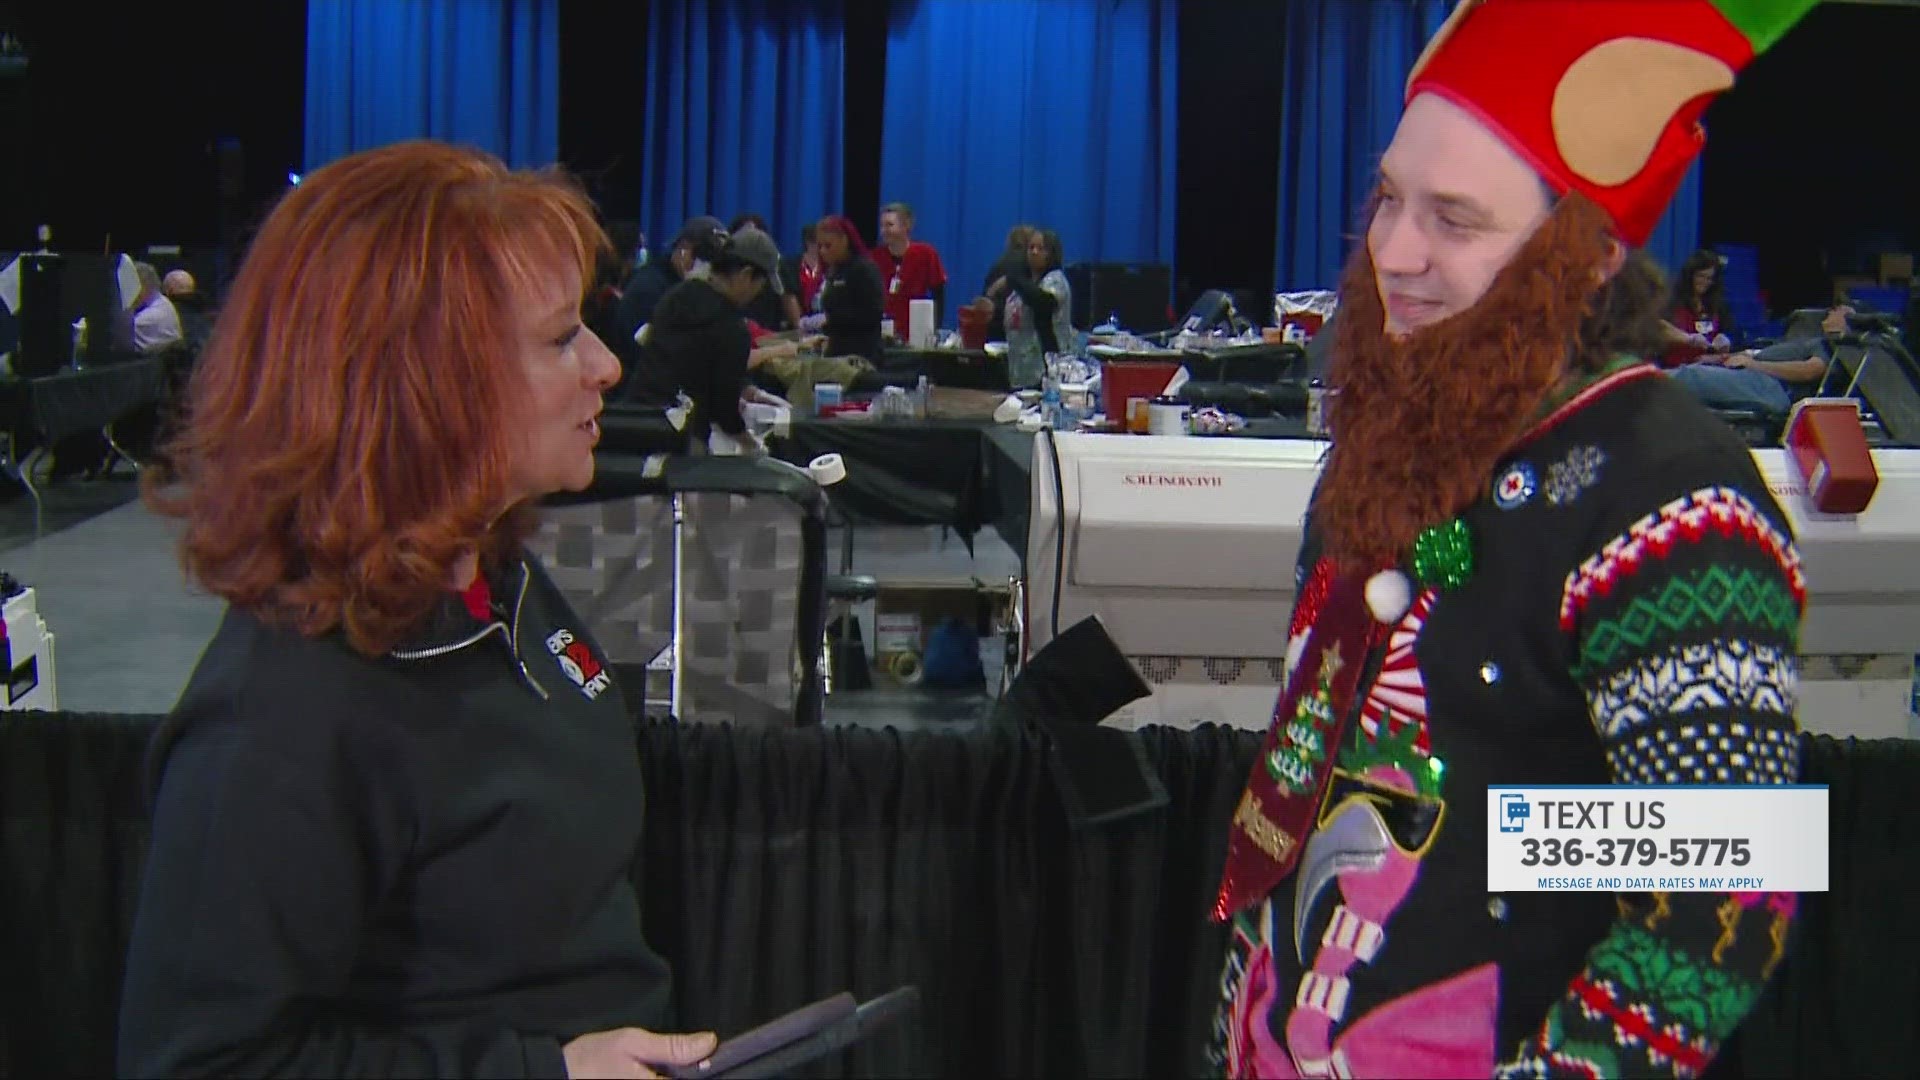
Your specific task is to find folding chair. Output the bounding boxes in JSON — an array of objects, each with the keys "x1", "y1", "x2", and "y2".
[{"x1": 531, "y1": 424, "x2": 830, "y2": 727}]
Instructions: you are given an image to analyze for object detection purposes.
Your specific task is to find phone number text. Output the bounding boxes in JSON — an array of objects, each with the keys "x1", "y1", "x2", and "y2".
[{"x1": 1518, "y1": 837, "x2": 1752, "y2": 868}]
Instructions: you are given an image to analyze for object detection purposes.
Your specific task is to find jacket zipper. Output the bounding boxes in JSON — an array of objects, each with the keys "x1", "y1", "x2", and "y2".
[
  {"x1": 508, "y1": 564, "x2": 550, "y2": 700},
  {"x1": 389, "y1": 623, "x2": 508, "y2": 661},
  {"x1": 388, "y1": 562, "x2": 550, "y2": 700}
]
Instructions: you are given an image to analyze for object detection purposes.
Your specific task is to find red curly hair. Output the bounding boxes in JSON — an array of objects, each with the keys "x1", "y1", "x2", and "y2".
[{"x1": 145, "y1": 140, "x2": 610, "y2": 657}]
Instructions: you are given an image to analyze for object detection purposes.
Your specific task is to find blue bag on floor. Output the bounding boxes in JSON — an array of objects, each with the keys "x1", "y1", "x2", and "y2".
[{"x1": 920, "y1": 616, "x2": 984, "y2": 689}]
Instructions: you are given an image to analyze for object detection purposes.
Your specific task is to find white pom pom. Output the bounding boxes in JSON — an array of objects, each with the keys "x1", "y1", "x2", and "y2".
[
  {"x1": 1284, "y1": 632, "x2": 1309, "y2": 681},
  {"x1": 1365, "y1": 569, "x2": 1413, "y2": 625}
]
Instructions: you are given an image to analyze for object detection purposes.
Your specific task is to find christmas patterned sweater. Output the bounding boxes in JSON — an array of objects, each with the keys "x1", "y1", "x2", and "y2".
[{"x1": 1209, "y1": 364, "x2": 1804, "y2": 1079}]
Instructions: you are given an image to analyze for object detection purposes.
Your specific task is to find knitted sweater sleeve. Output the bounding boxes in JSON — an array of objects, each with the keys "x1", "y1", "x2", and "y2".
[{"x1": 1498, "y1": 456, "x2": 1807, "y2": 1079}]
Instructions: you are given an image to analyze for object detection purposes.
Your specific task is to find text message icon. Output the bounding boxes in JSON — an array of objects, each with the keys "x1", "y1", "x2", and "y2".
[{"x1": 1500, "y1": 794, "x2": 1530, "y2": 834}]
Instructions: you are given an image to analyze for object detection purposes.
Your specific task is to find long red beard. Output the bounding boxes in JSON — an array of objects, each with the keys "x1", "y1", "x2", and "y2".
[{"x1": 1314, "y1": 196, "x2": 1617, "y2": 571}]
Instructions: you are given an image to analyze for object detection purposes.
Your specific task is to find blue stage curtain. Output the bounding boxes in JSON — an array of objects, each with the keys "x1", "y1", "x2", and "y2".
[
  {"x1": 880, "y1": 0, "x2": 1178, "y2": 323},
  {"x1": 1275, "y1": 0, "x2": 1704, "y2": 291},
  {"x1": 1642, "y1": 159, "x2": 1703, "y2": 278},
  {"x1": 304, "y1": 0, "x2": 559, "y2": 173},
  {"x1": 1273, "y1": 0, "x2": 1452, "y2": 291},
  {"x1": 639, "y1": 0, "x2": 845, "y2": 255}
]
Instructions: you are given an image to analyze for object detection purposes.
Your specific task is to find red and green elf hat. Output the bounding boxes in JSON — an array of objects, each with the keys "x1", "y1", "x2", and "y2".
[{"x1": 1404, "y1": 0, "x2": 1820, "y2": 246}]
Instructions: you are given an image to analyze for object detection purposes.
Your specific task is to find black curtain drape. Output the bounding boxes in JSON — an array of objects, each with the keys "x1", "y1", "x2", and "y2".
[
  {"x1": 635, "y1": 719, "x2": 1252, "y2": 1079},
  {"x1": 1736, "y1": 732, "x2": 1920, "y2": 1078},
  {"x1": 1, "y1": 712, "x2": 1914, "y2": 1079}
]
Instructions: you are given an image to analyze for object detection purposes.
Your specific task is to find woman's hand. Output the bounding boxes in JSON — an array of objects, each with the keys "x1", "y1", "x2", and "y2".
[
  {"x1": 1722, "y1": 351, "x2": 1754, "y2": 369},
  {"x1": 988, "y1": 277, "x2": 1008, "y2": 298},
  {"x1": 798, "y1": 313, "x2": 827, "y2": 334},
  {"x1": 1710, "y1": 333, "x2": 1732, "y2": 353},
  {"x1": 562, "y1": 1027, "x2": 717, "y2": 1079}
]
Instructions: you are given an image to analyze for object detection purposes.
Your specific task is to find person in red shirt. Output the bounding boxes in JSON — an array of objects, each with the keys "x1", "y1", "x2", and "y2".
[
  {"x1": 794, "y1": 223, "x2": 826, "y2": 314},
  {"x1": 871, "y1": 202, "x2": 947, "y2": 339},
  {"x1": 1659, "y1": 248, "x2": 1737, "y2": 367}
]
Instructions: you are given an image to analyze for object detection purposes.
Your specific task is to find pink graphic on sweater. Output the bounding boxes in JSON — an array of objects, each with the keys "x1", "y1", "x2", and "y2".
[
  {"x1": 1218, "y1": 595, "x2": 1499, "y2": 1078},
  {"x1": 1224, "y1": 920, "x2": 1291, "y2": 1078}
]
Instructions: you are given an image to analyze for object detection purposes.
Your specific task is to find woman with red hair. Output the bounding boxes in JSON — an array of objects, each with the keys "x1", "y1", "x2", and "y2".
[
  {"x1": 808, "y1": 214, "x2": 886, "y2": 362},
  {"x1": 119, "y1": 141, "x2": 717, "y2": 1080}
]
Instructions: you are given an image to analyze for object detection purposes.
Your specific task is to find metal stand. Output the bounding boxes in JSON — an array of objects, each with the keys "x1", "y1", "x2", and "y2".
[
  {"x1": 1000, "y1": 576, "x2": 1026, "y2": 699},
  {"x1": 642, "y1": 492, "x2": 690, "y2": 720},
  {"x1": 101, "y1": 417, "x2": 143, "y2": 478},
  {"x1": 669, "y1": 490, "x2": 687, "y2": 720},
  {"x1": 0, "y1": 433, "x2": 50, "y2": 537}
]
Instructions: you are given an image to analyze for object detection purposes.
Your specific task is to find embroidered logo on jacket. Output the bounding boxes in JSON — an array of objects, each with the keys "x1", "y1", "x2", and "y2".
[{"x1": 545, "y1": 629, "x2": 612, "y2": 700}]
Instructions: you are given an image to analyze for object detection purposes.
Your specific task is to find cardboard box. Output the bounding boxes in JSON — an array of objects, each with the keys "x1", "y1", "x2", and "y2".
[
  {"x1": 871, "y1": 580, "x2": 1007, "y2": 686},
  {"x1": 1878, "y1": 252, "x2": 1913, "y2": 285},
  {"x1": 1832, "y1": 275, "x2": 1877, "y2": 305}
]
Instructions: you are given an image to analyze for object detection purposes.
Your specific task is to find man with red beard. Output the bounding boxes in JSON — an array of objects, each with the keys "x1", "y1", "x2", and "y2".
[{"x1": 1208, "y1": 2, "x2": 1819, "y2": 1078}]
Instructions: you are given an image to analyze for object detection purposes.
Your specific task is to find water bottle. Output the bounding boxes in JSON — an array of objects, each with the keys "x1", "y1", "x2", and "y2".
[
  {"x1": 1041, "y1": 354, "x2": 1063, "y2": 428},
  {"x1": 915, "y1": 375, "x2": 930, "y2": 419}
]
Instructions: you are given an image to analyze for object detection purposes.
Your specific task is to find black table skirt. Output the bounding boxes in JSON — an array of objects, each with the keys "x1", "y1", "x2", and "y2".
[
  {"x1": 983, "y1": 425, "x2": 1035, "y2": 564},
  {"x1": 773, "y1": 417, "x2": 995, "y2": 538},
  {"x1": 0, "y1": 712, "x2": 1911, "y2": 1079},
  {"x1": 0, "y1": 358, "x2": 163, "y2": 445}
]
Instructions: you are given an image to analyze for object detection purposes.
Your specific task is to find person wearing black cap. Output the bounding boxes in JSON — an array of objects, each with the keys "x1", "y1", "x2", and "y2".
[
  {"x1": 608, "y1": 216, "x2": 729, "y2": 387},
  {"x1": 626, "y1": 227, "x2": 786, "y2": 453}
]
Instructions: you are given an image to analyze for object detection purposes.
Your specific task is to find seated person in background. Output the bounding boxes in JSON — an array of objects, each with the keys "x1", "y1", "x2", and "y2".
[
  {"x1": 160, "y1": 269, "x2": 196, "y2": 302},
  {"x1": 745, "y1": 330, "x2": 869, "y2": 415},
  {"x1": 607, "y1": 216, "x2": 727, "y2": 398},
  {"x1": 990, "y1": 228, "x2": 1072, "y2": 388},
  {"x1": 612, "y1": 216, "x2": 727, "y2": 353},
  {"x1": 730, "y1": 214, "x2": 804, "y2": 331},
  {"x1": 130, "y1": 262, "x2": 184, "y2": 354},
  {"x1": 1659, "y1": 247, "x2": 1736, "y2": 367},
  {"x1": 746, "y1": 324, "x2": 825, "y2": 370},
  {"x1": 162, "y1": 269, "x2": 214, "y2": 347},
  {"x1": 626, "y1": 228, "x2": 785, "y2": 454},
  {"x1": 1668, "y1": 304, "x2": 1850, "y2": 414},
  {"x1": 804, "y1": 215, "x2": 886, "y2": 363},
  {"x1": 787, "y1": 223, "x2": 826, "y2": 315},
  {"x1": 118, "y1": 139, "x2": 714, "y2": 1080}
]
